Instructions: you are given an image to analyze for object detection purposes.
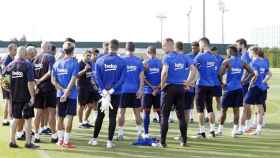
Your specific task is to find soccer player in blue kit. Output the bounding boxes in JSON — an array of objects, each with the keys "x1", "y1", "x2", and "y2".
[
  {"x1": 142, "y1": 46, "x2": 162, "y2": 138},
  {"x1": 236, "y1": 38, "x2": 254, "y2": 133},
  {"x1": 1, "y1": 43, "x2": 17, "y2": 126},
  {"x1": 3, "y1": 46, "x2": 38, "y2": 149},
  {"x1": 193, "y1": 37, "x2": 219, "y2": 138},
  {"x1": 210, "y1": 46, "x2": 224, "y2": 120},
  {"x1": 160, "y1": 38, "x2": 196, "y2": 147},
  {"x1": 118, "y1": 42, "x2": 144, "y2": 140},
  {"x1": 186, "y1": 41, "x2": 200, "y2": 123},
  {"x1": 88, "y1": 39, "x2": 126, "y2": 148},
  {"x1": 217, "y1": 45, "x2": 252, "y2": 137},
  {"x1": 242, "y1": 47, "x2": 272, "y2": 135},
  {"x1": 51, "y1": 41, "x2": 79, "y2": 148}
]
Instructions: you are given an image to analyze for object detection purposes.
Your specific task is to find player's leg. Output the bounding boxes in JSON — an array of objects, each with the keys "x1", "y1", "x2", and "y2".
[
  {"x1": 78, "y1": 104, "x2": 85, "y2": 127},
  {"x1": 133, "y1": 107, "x2": 143, "y2": 138},
  {"x1": 118, "y1": 93, "x2": 128, "y2": 140},
  {"x1": 89, "y1": 102, "x2": 105, "y2": 146},
  {"x1": 48, "y1": 107, "x2": 57, "y2": 142},
  {"x1": 62, "y1": 99, "x2": 77, "y2": 148},
  {"x1": 232, "y1": 107, "x2": 240, "y2": 137},
  {"x1": 132, "y1": 95, "x2": 143, "y2": 138},
  {"x1": 78, "y1": 89, "x2": 87, "y2": 128},
  {"x1": 160, "y1": 85, "x2": 174, "y2": 147},
  {"x1": 206, "y1": 87, "x2": 215, "y2": 137},
  {"x1": 175, "y1": 85, "x2": 187, "y2": 146},
  {"x1": 56, "y1": 98, "x2": 66, "y2": 146},
  {"x1": 23, "y1": 105, "x2": 38, "y2": 149},
  {"x1": 16, "y1": 119, "x2": 25, "y2": 140},
  {"x1": 83, "y1": 101, "x2": 95, "y2": 127},
  {"x1": 142, "y1": 94, "x2": 152, "y2": 137},
  {"x1": 106, "y1": 95, "x2": 120, "y2": 148},
  {"x1": 2, "y1": 90, "x2": 11, "y2": 126},
  {"x1": 195, "y1": 86, "x2": 207, "y2": 138},
  {"x1": 34, "y1": 108, "x2": 43, "y2": 142}
]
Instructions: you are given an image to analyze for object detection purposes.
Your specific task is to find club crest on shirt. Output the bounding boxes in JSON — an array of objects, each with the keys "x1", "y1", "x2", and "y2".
[
  {"x1": 57, "y1": 68, "x2": 68, "y2": 75},
  {"x1": 104, "y1": 64, "x2": 117, "y2": 71},
  {"x1": 127, "y1": 65, "x2": 137, "y2": 72},
  {"x1": 149, "y1": 67, "x2": 159, "y2": 74},
  {"x1": 12, "y1": 71, "x2": 24, "y2": 78},
  {"x1": 174, "y1": 63, "x2": 184, "y2": 70}
]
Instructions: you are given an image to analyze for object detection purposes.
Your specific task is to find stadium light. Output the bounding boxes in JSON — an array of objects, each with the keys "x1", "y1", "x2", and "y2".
[
  {"x1": 218, "y1": 0, "x2": 229, "y2": 44},
  {"x1": 187, "y1": 6, "x2": 192, "y2": 43},
  {"x1": 156, "y1": 15, "x2": 167, "y2": 43},
  {"x1": 203, "y1": 0, "x2": 206, "y2": 37}
]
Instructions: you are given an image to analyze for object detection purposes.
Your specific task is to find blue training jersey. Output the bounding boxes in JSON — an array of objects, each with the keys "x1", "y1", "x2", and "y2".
[
  {"x1": 95, "y1": 53, "x2": 126, "y2": 94},
  {"x1": 185, "y1": 52, "x2": 199, "y2": 93},
  {"x1": 224, "y1": 56, "x2": 244, "y2": 92},
  {"x1": 143, "y1": 57, "x2": 162, "y2": 94},
  {"x1": 250, "y1": 58, "x2": 269, "y2": 91},
  {"x1": 194, "y1": 51, "x2": 218, "y2": 86},
  {"x1": 121, "y1": 55, "x2": 144, "y2": 93},
  {"x1": 163, "y1": 52, "x2": 193, "y2": 85},
  {"x1": 213, "y1": 54, "x2": 224, "y2": 86},
  {"x1": 52, "y1": 57, "x2": 79, "y2": 99}
]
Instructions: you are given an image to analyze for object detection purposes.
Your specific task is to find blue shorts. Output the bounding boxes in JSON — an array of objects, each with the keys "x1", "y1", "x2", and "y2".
[
  {"x1": 57, "y1": 98, "x2": 77, "y2": 117},
  {"x1": 119, "y1": 93, "x2": 141, "y2": 108},
  {"x1": 213, "y1": 86, "x2": 222, "y2": 97},
  {"x1": 142, "y1": 94, "x2": 160, "y2": 110},
  {"x1": 184, "y1": 91, "x2": 195, "y2": 110},
  {"x1": 244, "y1": 86, "x2": 266, "y2": 105},
  {"x1": 221, "y1": 89, "x2": 243, "y2": 108}
]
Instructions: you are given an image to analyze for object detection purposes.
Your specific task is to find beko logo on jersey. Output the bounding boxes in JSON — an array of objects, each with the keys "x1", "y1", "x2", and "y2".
[
  {"x1": 149, "y1": 68, "x2": 160, "y2": 74},
  {"x1": 207, "y1": 62, "x2": 216, "y2": 68},
  {"x1": 174, "y1": 63, "x2": 184, "y2": 70},
  {"x1": 12, "y1": 71, "x2": 23, "y2": 78},
  {"x1": 260, "y1": 68, "x2": 265, "y2": 74},
  {"x1": 127, "y1": 65, "x2": 137, "y2": 72},
  {"x1": 104, "y1": 64, "x2": 117, "y2": 71},
  {"x1": 57, "y1": 68, "x2": 68, "y2": 75},
  {"x1": 231, "y1": 68, "x2": 242, "y2": 74},
  {"x1": 34, "y1": 63, "x2": 43, "y2": 70}
]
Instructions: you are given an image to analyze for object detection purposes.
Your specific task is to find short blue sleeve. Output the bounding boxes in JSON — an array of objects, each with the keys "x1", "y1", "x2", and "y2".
[
  {"x1": 26, "y1": 62, "x2": 35, "y2": 81},
  {"x1": 185, "y1": 55, "x2": 193, "y2": 67},
  {"x1": 162, "y1": 55, "x2": 170, "y2": 65},
  {"x1": 71, "y1": 60, "x2": 79, "y2": 77},
  {"x1": 139, "y1": 60, "x2": 144, "y2": 72}
]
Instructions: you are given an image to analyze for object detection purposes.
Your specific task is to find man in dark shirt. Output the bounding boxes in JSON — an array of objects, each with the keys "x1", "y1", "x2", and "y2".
[
  {"x1": 3, "y1": 46, "x2": 38, "y2": 149},
  {"x1": 77, "y1": 50, "x2": 99, "y2": 128},
  {"x1": 1, "y1": 43, "x2": 17, "y2": 126},
  {"x1": 33, "y1": 42, "x2": 57, "y2": 143}
]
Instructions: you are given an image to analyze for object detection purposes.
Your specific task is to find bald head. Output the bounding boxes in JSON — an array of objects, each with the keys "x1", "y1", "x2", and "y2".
[
  {"x1": 41, "y1": 41, "x2": 51, "y2": 53},
  {"x1": 26, "y1": 46, "x2": 37, "y2": 60}
]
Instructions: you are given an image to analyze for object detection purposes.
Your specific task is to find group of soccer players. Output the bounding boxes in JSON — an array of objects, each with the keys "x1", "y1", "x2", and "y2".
[{"x1": 1, "y1": 36, "x2": 272, "y2": 149}]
